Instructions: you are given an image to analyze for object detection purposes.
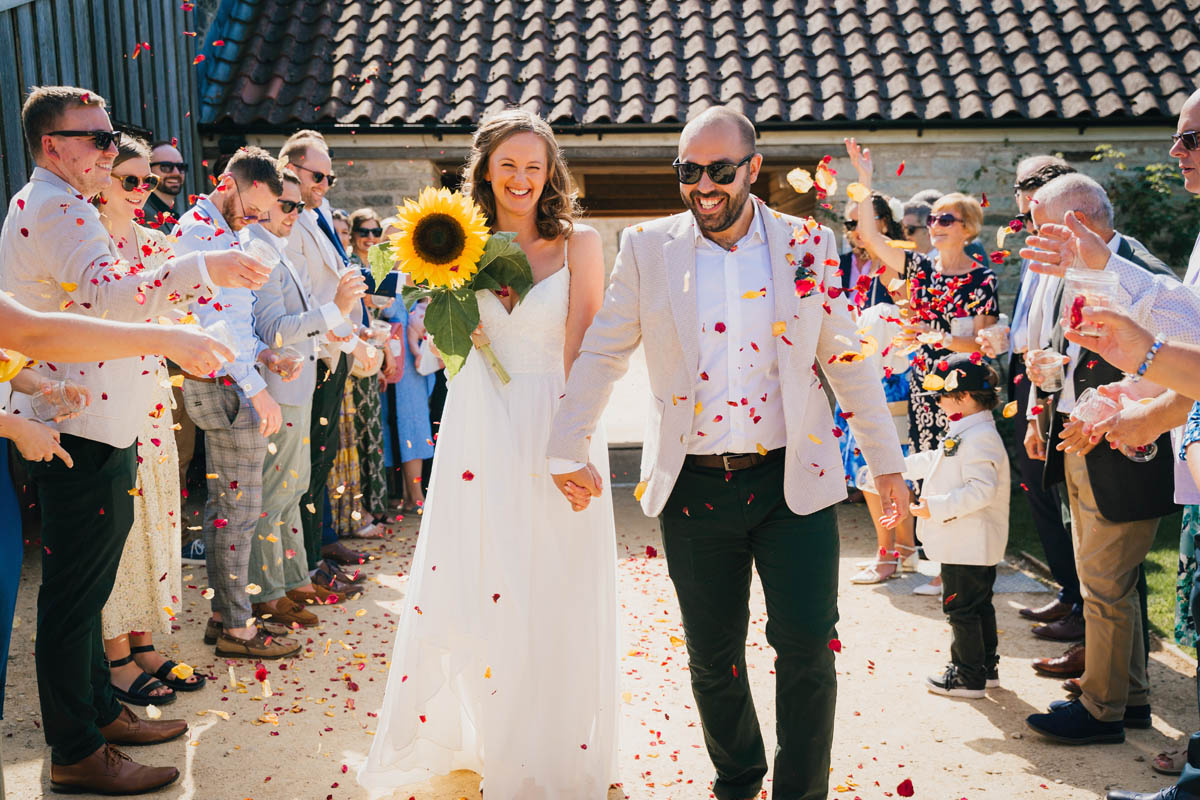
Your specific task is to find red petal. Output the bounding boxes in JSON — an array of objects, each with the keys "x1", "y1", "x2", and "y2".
[{"x1": 827, "y1": 638, "x2": 842, "y2": 653}]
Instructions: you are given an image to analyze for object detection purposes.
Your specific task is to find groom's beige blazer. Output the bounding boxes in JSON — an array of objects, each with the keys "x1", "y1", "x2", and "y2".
[{"x1": 548, "y1": 199, "x2": 906, "y2": 517}]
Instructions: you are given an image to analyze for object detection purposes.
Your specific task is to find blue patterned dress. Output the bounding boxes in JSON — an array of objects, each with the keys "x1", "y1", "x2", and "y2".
[
  {"x1": 1175, "y1": 402, "x2": 1200, "y2": 647},
  {"x1": 380, "y1": 296, "x2": 435, "y2": 468}
]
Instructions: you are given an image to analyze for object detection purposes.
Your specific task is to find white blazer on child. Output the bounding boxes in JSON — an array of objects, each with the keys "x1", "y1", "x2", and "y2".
[{"x1": 874, "y1": 411, "x2": 1010, "y2": 567}]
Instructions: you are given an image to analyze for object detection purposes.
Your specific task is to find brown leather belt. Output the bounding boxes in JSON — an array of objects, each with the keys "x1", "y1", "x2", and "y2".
[
  {"x1": 685, "y1": 448, "x2": 785, "y2": 471},
  {"x1": 183, "y1": 374, "x2": 217, "y2": 384}
]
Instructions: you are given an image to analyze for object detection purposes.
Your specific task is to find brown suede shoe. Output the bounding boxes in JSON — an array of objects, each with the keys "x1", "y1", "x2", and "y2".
[
  {"x1": 214, "y1": 629, "x2": 301, "y2": 660},
  {"x1": 254, "y1": 599, "x2": 319, "y2": 628},
  {"x1": 50, "y1": 743, "x2": 178, "y2": 795},
  {"x1": 98, "y1": 704, "x2": 188, "y2": 747},
  {"x1": 287, "y1": 584, "x2": 341, "y2": 606},
  {"x1": 1031, "y1": 612, "x2": 1085, "y2": 642},
  {"x1": 1032, "y1": 643, "x2": 1086, "y2": 677},
  {"x1": 1019, "y1": 598, "x2": 1074, "y2": 623}
]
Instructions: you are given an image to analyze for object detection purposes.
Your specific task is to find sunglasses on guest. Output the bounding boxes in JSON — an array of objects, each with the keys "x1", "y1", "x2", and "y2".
[
  {"x1": 277, "y1": 199, "x2": 305, "y2": 214},
  {"x1": 47, "y1": 129, "x2": 123, "y2": 151},
  {"x1": 292, "y1": 163, "x2": 338, "y2": 187},
  {"x1": 904, "y1": 224, "x2": 922, "y2": 236},
  {"x1": 842, "y1": 216, "x2": 884, "y2": 232},
  {"x1": 926, "y1": 213, "x2": 962, "y2": 227},
  {"x1": 1173, "y1": 130, "x2": 1200, "y2": 151},
  {"x1": 150, "y1": 161, "x2": 188, "y2": 174},
  {"x1": 353, "y1": 226, "x2": 383, "y2": 237},
  {"x1": 114, "y1": 174, "x2": 159, "y2": 192},
  {"x1": 672, "y1": 154, "x2": 754, "y2": 185}
]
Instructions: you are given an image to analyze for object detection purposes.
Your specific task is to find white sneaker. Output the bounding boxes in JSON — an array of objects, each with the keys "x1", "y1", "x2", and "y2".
[{"x1": 912, "y1": 581, "x2": 942, "y2": 596}]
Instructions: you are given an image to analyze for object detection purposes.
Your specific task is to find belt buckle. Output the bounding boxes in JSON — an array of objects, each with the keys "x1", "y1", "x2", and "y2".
[{"x1": 722, "y1": 454, "x2": 737, "y2": 471}]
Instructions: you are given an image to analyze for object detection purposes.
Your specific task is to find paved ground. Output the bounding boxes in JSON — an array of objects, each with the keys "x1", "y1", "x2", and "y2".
[{"x1": 2, "y1": 487, "x2": 1197, "y2": 799}]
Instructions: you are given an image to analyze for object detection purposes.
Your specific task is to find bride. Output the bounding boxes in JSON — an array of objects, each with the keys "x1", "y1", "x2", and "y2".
[{"x1": 358, "y1": 109, "x2": 618, "y2": 798}]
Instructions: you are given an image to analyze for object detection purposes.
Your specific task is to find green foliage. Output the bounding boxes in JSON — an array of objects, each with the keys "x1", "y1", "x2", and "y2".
[
  {"x1": 366, "y1": 242, "x2": 396, "y2": 289},
  {"x1": 1092, "y1": 144, "x2": 1200, "y2": 271},
  {"x1": 476, "y1": 232, "x2": 535, "y2": 300},
  {"x1": 421, "y1": 285, "x2": 479, "y2": 379}
]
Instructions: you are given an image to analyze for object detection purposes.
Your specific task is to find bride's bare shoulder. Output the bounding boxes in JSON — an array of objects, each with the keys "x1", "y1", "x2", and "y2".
[{"x1": 565, "y1": 225, "x2": 603, "y2": 273}]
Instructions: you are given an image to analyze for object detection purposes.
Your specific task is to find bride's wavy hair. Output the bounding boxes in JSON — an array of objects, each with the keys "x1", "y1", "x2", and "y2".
[{"x1": 462, "y1": 108, "x2": 580, "y2": 240}]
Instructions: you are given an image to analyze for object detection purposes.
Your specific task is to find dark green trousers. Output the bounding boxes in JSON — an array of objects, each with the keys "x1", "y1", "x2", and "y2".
[
  {"x1": 941, "y1": 563, "x2": 998, "y2": 688},
  {"x1": 660, "y1": 456, "x2": 839, "y2": 800},
  {"x1": 302, "y1": 354, "x2": 349, "y2": 567},
  {"x1": 25, "y1": 435, "x2": 136, "y2": 765}
]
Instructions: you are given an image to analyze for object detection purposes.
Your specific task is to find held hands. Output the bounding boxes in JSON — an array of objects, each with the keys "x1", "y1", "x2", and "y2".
[
  {"x1": 873, "y1": 473, "x2": 911, "y2": 527},
  {"x1": 551, "y1": 463, "x2": 604, "y2": 512},
  {"x1": 909, "y1": 497, "x2": 931, "y2": 520},
  {"x1": 249, "y1": 390, "x2": 282, "y2": 438},
  {"x1": 843, "y1": 137, "x2": 873, "y2": 188},
  {"x1": 1019, "y1": 212, "x2": 1112, "y2": 277},
  {"x1": 205, "y1": 250, "x2": 273, "y2": 290},
  {"x1": 334, "y1": 270, "x2": 368, "y2": 316},
  {"x1": 161, "y1": 326, "x2": 235, "y2": 377},
  {"x1": 1063, "y1": 307, "x2": 1153, "y2": 375}
]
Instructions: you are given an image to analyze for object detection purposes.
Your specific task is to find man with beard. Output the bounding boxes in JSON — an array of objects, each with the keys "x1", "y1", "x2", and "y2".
[
  {"x1": 0, "y1": 85, "x2": 268, "y2": 795},
  {"x1": 548, "y1": 106, "x2": 909, "y2": 800},
  {"x1": 144, "y1": 140, "x2": 186, "y2": 225},
  {"x1": 173, "y1": 146, "x2": 302, "y2": 661}
]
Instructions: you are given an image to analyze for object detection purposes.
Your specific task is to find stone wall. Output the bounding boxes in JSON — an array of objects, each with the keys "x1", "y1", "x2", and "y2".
[{"x1": 320, "y1": 158, "x2": 442, "y2": 222}]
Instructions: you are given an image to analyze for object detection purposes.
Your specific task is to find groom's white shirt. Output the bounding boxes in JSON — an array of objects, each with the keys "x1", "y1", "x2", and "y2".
[{"x1": 548, "y1": 197, "x2": 906, "y2": 517}]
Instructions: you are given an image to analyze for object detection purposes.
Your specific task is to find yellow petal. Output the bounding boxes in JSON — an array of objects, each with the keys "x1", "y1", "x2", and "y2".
[
  {"x1": 170, "y1": 662, "x2": 195, "y2": 681},
  {"x1": 169, "y1": 374, "x2": 185, "y2": 388},
  {"x1": 815, "y1": 162, "x2": 837, "y2": 195},
  {"x1": 1002, "y1": 400, "x2": 1019, "y2": 418},
  {"x1": 772, "y1": 321, "x2": 787, "y2": 336},
  {"x1": 859, "y1": 334, "x2": 879, "y2": 358},
  {"x1": 922, "y1": 374, "x2": 945, "y2": 391},
  {"x1": 265, "y1": 534, "x2": 278, "y2": 543},
  {"x1": 245, "y1": 583, "x2": 262, "y2": 595},
  {"x1": 633, "y1": 481, "x2": 647, "y2": 502},
  {"x1": 669, "y1": 635, "x2": 685, "y2": 647},
  {"x1": 741, "y1": 289, "x2": 766, "y2": 299},
  {"x1": 162, "y1": 605, "x2": 174, "y2": 617},
  {"x1": 846, "y1": 182, "x2": 870, "y2": 202},
  {"x1": 146, "y1": 704, "x2": 162, "y2": 719},
  {"x1": 808, "y1": 433, "x2": 824, "y2": 445},
  {"x1": 694, "y1": 401, "x2": 703, "y2": 415},
  {"x1": 201, "y1": 587, "x2": 215, "y2": 599},
  {"x1": 60, "y1": 281, "x2": 78, "y2": 292},
  {"x1": 756, "y1": 442, "x2": 768, "y2": 455},
  {"x1": 944, "y1": 370, "x2": 960, "y2": 391},
  {"x1": 786, "y1": 167, "x2": 814, "y2": 194},
  {"x1": 484, "y1": 667, "x2": 492, "y2": 679},
  {"x1": 887, "y1": 239, "x2": 918, "y2": 250}
]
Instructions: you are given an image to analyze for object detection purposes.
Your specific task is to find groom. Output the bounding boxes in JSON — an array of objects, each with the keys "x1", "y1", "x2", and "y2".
[{"x1": 549, "y1": 107, "x2": 909, "y2": 800}]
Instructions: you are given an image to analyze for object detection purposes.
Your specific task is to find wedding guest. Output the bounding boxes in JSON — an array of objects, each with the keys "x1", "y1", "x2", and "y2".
[
  {"x1": 867, "y1": 355, "x2": 1009, "y2": 695},
  {"x1": 246, "y1": 170, "x2": 365, "y2": 622},
  {"x1": 378, "y1": 220, "x2": 435, "y2": 513},
  {"x1": 280, "y1": 134, "x2": 384, "y2": 581},
  {"x1": 846, "y1": 140, "x2": 998, "y2": 597},
  {"x1": 902, "y1": 191, "x2": 938, "y2": 255},
  {"x1": 93, "y1": 137, "x2": 205, "y2": 704},
  {"x1": 145, "y1": 139, "x2": 186, "y2": 225},
  {"x1": 173, "y1": 146, "x2": 301, "y2": 660},
  {"x1": 332, "y1": 208, "x2": 352, "y2": 253},
  {"x1": 347, "y1": 207, "x2": 390, "y2": 534},
  {"x1": 0, "y1": 84, "x2": 264, "y2": 796}
]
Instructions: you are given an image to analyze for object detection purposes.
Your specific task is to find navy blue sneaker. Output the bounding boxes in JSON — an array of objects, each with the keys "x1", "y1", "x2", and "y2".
[
  {"x1": 1048, "y1": 699, "x2": 1151, "y2": 729},
  {"x1": 1027, "y1": 698, "x2": 1124, "y2": 744},
  {"x1": 181, "y1": 537, "x2": 206, "y2": 566},
  {"x1": 1108, "y1": 786, "x2": 1200, "y2": 800}
]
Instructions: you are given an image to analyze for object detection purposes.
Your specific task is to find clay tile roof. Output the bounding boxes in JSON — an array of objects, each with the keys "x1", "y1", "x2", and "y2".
[{"x1": 197, "y1": 0, "x2": 1200, "y2": 130}]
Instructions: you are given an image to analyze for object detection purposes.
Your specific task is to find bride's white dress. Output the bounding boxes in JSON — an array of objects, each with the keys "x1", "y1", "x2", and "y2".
[{"x1": 359, "y1": 264, "x2": 619, "y2": 798}]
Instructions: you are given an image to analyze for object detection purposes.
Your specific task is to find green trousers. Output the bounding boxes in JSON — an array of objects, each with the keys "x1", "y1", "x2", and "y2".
[
  {"x1": 251, "y1": 403, "x2": 312, "y2": 602},
  {"x1": 25, "y1": 435, "x2": 136, "y2": 765},
  {"x1": 660, "y1": 456, "x2": 839, "y2": 800},
  {"x1": 302, "y1": 355, "x2": 349, "y2": 567}
]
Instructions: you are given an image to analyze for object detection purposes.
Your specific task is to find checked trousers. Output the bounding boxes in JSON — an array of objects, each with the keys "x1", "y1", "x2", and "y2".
[{"x1": 183, "y1": 379, "x2": 266, "y2": 628}]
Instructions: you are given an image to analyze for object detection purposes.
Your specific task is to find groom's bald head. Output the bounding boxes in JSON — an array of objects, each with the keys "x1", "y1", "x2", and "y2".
[{"x1": 680, "y1": 107, "x2": 756, "y2": 156}]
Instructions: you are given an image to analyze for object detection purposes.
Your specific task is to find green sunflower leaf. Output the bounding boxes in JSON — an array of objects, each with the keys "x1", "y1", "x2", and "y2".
[
  {"x1": 475, "y1": 231, "x2": 535, "y2": 301},
  {"x1": 366, "y1": 242, "x2": 398, "y2": 290},
  {"x1": 422, "y1": 285, "x2": 480, "y2": 380}
]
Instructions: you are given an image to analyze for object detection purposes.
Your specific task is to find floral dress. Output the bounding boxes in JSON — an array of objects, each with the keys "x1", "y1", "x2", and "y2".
[
  {"x1": 1174, "y1": 402, "x2": 1200, "y2": 647},
  {"x1": 904, "y1": 252, "x2": 999, "y2": 453}
]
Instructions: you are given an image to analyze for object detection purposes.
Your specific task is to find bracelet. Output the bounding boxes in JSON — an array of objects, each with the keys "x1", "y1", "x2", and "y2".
[{"x1": 1134, "y1": 334, "x2": 1166, "y2": 379}]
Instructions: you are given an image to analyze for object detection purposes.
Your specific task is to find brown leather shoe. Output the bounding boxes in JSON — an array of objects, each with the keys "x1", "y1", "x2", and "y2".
[
  {"x1": 1032, "y1": 612, "x2": 1085, "y2": 642},
  {"x1": 1063, "y1": 676, "x2": 1081, "y2": 696},
  {"x1": 205, "y1": 616, "x2": 293, "y2": 644},
  {"x1": 320, "y1": 541, "x2": 370, "y2": 565},
  {"x1": 98, "y1": 704, "x2": 188, "y2": 746},
  {"x1": 1019, "y1": 598, "x2": 1073, "y2": 622},
  {"x1": 214, "y1": 629, "x2": 301, "y2": 659},
  {"x1": 1032, "y1": 643, "x2": 1086, "y2": 677},
  {"x1": 287, "y1": 584, "x2": 342, "y2": 605},
  {"x1": 50, "y1": 743, "x2": 178, "y2": 795},
  {"x1": 254, "y1": 599, "x2": 319, "y2": 628}
]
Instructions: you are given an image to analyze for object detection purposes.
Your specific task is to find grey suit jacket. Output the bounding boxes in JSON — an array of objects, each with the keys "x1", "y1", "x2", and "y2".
[
  {"x1": 548, "y1": 200, "x2": 906, "y2": 517},
  {"x1": 246, "y1": 225, "x2": 340, "y2": 404}
]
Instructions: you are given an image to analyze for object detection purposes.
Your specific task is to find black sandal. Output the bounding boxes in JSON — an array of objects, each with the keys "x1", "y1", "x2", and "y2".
[
  {"x1": 131, "y1": 645, "x2": 207, "y2": 693},
  {"x1": 107, "y1": 655, "x2": 176, "y2": 706}
]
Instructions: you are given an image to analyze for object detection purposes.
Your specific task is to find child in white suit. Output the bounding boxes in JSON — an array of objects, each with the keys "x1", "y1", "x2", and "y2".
[{"x1": 887, "y1": 353, "x2": 1010, "y2": 697}]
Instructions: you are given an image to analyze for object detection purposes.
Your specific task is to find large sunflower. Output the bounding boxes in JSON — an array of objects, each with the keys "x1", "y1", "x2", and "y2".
[{"x1": 390, "y1": 187, "x2": 490, "y2": 290}]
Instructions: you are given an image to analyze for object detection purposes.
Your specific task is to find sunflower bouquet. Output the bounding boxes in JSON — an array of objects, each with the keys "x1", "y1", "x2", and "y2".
[{"x1": 367, "y1": 187, "x2": 534, "y2": 383}]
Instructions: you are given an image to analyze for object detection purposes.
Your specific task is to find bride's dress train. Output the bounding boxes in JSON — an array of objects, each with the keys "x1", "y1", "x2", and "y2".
[{"x1": 358, "y1": 265, "x2": 618, "y2": 798}]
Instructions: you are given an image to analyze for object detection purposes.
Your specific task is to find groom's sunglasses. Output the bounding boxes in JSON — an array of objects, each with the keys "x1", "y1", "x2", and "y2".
[
  {"x1": 1173, "y1": 130, "x2": 1200, "y2": 151},
  {"x1": 672, "y1": 154, "x2": 754, "y2": 185}
]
